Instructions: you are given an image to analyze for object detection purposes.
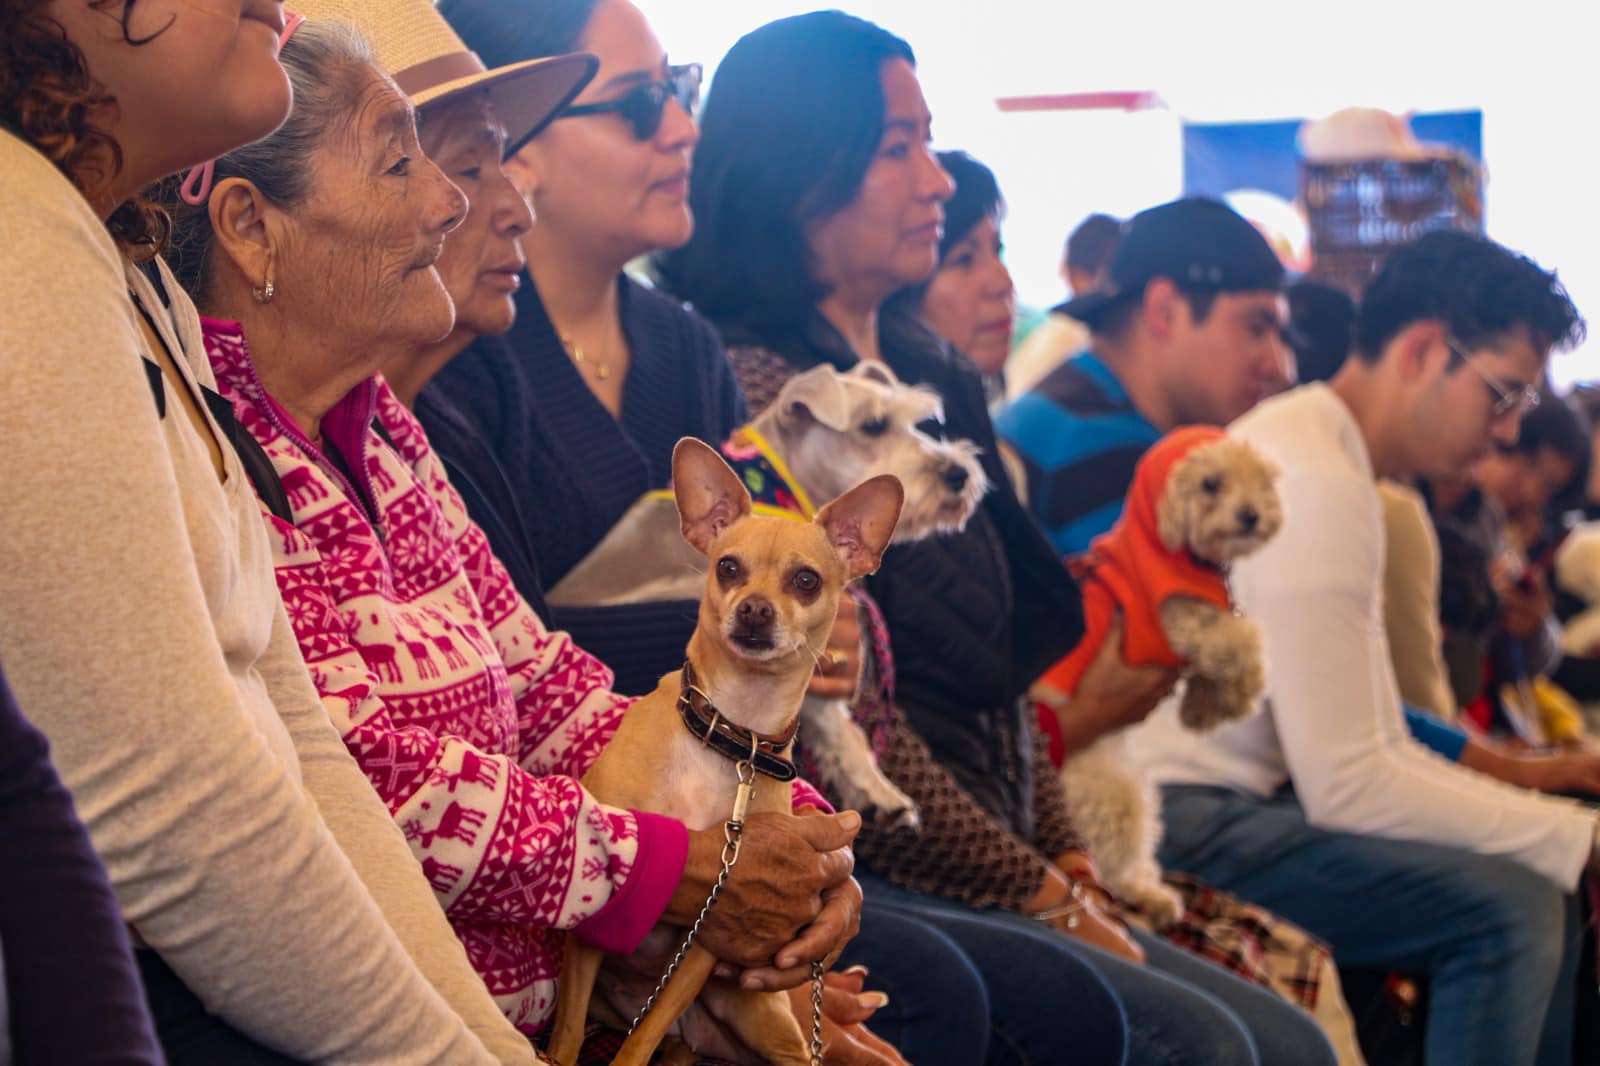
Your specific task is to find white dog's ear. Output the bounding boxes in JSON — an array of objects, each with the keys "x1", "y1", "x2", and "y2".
[
  {"x1": 1156, "y1": 456, "x2": 1196, "y2": 553},
  {"x1": 778, "y1": 365, "x2": 854, "y2": 431},
  {"x1": 673, "y1": 438, "x2": 753, "y2": 555},
  {"x1": 851, "y1": 361, "x2": 900, "y2": 387},
  {"x1": 817, "y1": 474, "x2": 904, "y2": 580}
]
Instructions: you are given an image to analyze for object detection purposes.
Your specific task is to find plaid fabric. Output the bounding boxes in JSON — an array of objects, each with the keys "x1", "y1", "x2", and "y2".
[{"x1": 1115, "y1": 871, "x2": 1329, "y2": 1011}]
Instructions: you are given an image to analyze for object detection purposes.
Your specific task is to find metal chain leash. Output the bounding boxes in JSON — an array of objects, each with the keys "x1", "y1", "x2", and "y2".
[
  {"x1": 626, "y1": 747, "x2": 830, "y2": 1066},
  {"x1": 628, "y1": 753, "x2": 758, "y2": 1036},
  {"x1": 810, "y1": 959, "x2": 826, "y2": 1066}
]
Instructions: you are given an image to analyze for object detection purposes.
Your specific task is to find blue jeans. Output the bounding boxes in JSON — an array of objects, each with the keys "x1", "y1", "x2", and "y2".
[
  {"x1": 857, "y1": 873, "x2": 1128, "y2": 1065},
  {"x1": 839, "y1": 900, "x2": 992, "y2": 1065},
  {"x1": 1159, "y1": 785, "x2": 1581, "y2": 1066},
  {"x1": 859, "y1": 871, "x2": 1333, "y2": 1066}
]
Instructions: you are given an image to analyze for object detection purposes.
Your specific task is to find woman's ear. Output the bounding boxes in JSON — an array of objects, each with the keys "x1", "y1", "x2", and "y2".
[{"x1": 208, "y1": 176, "x2": 278, "y2": 294}]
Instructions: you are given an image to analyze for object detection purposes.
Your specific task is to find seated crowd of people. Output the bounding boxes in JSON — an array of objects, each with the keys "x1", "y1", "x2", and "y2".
[{"x1": 1, "y1": 1, "x2": 1594, "y2": 1064}]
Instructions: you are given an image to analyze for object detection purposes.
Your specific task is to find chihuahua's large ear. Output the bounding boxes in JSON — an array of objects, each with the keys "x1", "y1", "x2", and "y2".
[
  {"x1": 1156, "y1": 455, "x2": 1196, "y2": 552},
  {"x1": 673, "y1": 438, "x2": 753, "y2": 555},
  {"x1": 817, "y1": 474, "x2": 904, "y2": 580},
  {"x1": 777, "y1": 365, "x2": 854, "y2": 431}
]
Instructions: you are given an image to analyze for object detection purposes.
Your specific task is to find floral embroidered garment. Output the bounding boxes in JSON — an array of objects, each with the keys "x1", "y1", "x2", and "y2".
[{"x1": 202, "y1": 319, "x2": 686, "y2": 1033}]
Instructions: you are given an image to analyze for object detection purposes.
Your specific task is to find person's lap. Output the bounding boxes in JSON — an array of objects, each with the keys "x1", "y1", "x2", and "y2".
[
  {"x1": 860, "y1": 869, "x2": 1333, "y2": 1066},
  {"x1": 838, "y1": 899, "x2": 992, "y2": 1066},
  {"x1": 857, "y1": 871, "x2": 1128, "y2": 1066},
  {"x1": 1158, "y1": 784, "x2": 1579, "y2": 1066}
]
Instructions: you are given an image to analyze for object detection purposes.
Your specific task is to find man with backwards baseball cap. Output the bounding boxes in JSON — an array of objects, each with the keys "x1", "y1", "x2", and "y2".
[{"x1": 996, "y1": 196, "x2": 1292, "y2": 559}]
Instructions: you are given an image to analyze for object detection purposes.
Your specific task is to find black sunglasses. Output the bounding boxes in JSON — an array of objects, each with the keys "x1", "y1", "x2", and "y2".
[{"x1": 554, "y1": 62, "x2": 702, "y2": 141}]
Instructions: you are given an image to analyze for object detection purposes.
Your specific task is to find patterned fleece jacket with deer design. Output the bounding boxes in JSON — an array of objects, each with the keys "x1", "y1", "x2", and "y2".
[{"x1": 201, "y1": 318, "x2": 687, "y2": 1034}]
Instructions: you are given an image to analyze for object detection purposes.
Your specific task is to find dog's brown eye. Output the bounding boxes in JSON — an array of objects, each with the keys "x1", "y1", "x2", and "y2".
[
  {"x1": 716, "y1": 557, "x2": 741, "y2": 582},
  {"x1": 1201, "y1": 476, "x2": 1222, "y2": 495},
  {"x1": 860, "y1": 417, "x2": 890, "y2": 437},
  {"x1": 792, "y1": 569, "x2": 820, "y2": 594}
]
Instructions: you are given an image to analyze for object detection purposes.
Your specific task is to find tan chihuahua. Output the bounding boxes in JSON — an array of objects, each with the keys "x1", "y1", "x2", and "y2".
[{"x1": 548, "y1": 437, "x2": 903, "y2": 1066}]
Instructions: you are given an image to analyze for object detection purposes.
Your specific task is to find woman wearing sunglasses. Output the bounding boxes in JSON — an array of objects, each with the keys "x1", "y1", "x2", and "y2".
[
  {"x1": 425, "y1": 0, "x2": 740, "y2": 702},
  {"x1": 419, "y1": 4, "x2": 1008, "y2": 1063}
]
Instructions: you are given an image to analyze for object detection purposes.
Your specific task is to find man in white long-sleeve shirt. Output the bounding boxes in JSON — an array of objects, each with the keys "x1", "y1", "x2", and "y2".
[{"x1": 1131, "y1": 230, "x2": 1592, "y2": 1066}]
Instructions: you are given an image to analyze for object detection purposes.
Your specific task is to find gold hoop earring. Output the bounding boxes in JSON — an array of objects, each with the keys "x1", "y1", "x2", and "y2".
[{"x1": 253, "y1": 278, "x2": 275, "y2": 304}]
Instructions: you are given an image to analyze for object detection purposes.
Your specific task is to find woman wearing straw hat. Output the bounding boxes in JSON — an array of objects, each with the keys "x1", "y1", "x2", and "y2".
[
  {"x1": 0, "y1": 1, "x2": 551, "y2": 1064},
  {"x1": 165, "y1": 7, "x2": 870, "y2": 1061}
]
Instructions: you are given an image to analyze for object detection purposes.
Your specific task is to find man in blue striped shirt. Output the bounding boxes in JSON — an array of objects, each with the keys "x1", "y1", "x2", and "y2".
[{"x1": 996, "y1": 198, "x2": 1292, "y2": 556}]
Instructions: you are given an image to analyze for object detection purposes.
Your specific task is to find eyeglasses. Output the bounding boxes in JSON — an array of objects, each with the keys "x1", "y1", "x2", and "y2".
[
  {"x1": 1445, "y1": 336, "x2": 1542, "y2": 418},
  {"x1": 553, "y1": 62, "x2": 702, "y2": 141}
]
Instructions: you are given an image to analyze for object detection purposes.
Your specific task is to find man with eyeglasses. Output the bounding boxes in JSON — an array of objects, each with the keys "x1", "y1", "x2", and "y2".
[{"x1": 1129, "y1": 230, "x2": 1592, "y2": 1066}]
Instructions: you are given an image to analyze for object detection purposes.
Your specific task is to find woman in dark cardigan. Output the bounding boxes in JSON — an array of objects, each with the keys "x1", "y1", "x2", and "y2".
[
  {"x1": 421, "y1": 0, "x2": 743, "y2": 698},
  {"x1": 658, "y1": 11, "x2": 1337, "y2": 1066},
  {"x1": 419, "y1": 2, "x2": 1011, "y2": 1062}
]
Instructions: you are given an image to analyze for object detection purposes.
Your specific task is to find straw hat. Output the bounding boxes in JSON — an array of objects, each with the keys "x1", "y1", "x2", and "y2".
[{"x1": 292, "y1": 0, "x2": 597, "y2": 155}]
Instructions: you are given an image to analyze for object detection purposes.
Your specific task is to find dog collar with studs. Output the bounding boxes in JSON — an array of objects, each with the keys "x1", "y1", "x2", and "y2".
[{"x1": 677, "y1": 660, "x2": 800, "y2": 782}]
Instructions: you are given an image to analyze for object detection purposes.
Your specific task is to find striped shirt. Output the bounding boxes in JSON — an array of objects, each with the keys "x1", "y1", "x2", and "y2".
[{"x1": 995, "y1": 351, "x2": 1161, "y2": 556}]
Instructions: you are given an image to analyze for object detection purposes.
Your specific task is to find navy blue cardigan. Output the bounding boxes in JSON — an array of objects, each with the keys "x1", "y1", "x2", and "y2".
[{"x1": 421, "y1": 273, "x2": 746, "y2": 696}]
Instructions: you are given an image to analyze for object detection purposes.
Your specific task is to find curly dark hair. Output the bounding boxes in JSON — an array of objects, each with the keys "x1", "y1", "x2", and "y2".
[
  {"x1": 1, "y1": 0, "x2": 170, "y2": 255},
  {"x1": 1354, "y1": 229, "x2": 1586, "y2": 361}
]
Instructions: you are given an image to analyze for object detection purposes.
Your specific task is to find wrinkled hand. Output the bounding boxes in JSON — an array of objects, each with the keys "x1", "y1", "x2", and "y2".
[
  {"x1": 784, "y1": 968, "x2": 911, "y2": 1066},
  {"x1": 809, "y1": 590, "x2": 864, "y2": 700},
  {"x1": 741, "y1": 874, "x2": 863, "y2": 992},
  {"x1": 670, "y1": 810, "x2": 860, "y2": 986},
  {"x1": 1072, "y1": 615, "x2": 1182, "y2": 733}
]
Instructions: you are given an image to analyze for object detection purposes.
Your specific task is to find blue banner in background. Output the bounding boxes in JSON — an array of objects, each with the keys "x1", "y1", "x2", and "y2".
[
  {"x1": 1182, "y1": 111, "x2": 1483, "y2": 202},
  {"x1": 1179, "y1": 112, "x2": 1482, "y2": 272}
]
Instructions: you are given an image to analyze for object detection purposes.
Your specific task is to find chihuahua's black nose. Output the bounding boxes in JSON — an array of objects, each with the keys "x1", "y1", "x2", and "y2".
[
  {"x1": 737, "y1": 597, "x2": 775, "y2": 626},
  {"x1": 1237, "y1": 507, "x2": 1259, "y2": 533},
  {"x1": 943, "y1": 464, "x2": 969, "y2": 492}
]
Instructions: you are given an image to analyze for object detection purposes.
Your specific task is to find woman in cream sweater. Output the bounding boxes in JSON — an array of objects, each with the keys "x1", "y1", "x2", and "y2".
[{"x1": 0, "y1": 2, "x2": 536, "y2": 1061}]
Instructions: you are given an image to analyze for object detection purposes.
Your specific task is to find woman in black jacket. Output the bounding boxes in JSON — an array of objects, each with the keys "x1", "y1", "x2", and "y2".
[{"x1": 658, "y1": 11, "x2": 1336, "y2": 1066}]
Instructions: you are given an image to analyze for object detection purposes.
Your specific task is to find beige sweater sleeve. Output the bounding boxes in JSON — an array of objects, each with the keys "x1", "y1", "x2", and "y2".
[
  {"x1": 0, "y1": 134, "x2": 505, "y2": 1064},
  {"x1": 1379, "y1": 481, "x2": 1459, "y2": 721}
]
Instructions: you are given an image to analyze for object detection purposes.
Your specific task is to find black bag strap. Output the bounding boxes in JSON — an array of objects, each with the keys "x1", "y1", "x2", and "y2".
[{"x1": 200, "y1": 386, "x2": 295, "y2": 525}]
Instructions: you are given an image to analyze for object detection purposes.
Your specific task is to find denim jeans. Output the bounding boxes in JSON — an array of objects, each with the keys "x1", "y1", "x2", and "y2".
[
  {"x1": 839, "y1": 900, "x2": 993, "y2": 1065},
  {"x1": 857, "y1": 873, "x2": 1128, "y2": 1065},
  {"x1": 1159, "y1": 785, "x2": 1581, "y2": 1066},
  {"x1": 859, "y1": 871, "x2": 1334, "y2": 1066}
]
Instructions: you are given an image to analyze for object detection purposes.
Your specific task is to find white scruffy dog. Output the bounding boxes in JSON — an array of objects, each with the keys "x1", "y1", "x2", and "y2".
[
  {"x1": 1053, "y1": 434, "x2": 1281, "y2": 923},
  {"x1": 549, "y1": 362, "x2": 988, "y2": 827}
]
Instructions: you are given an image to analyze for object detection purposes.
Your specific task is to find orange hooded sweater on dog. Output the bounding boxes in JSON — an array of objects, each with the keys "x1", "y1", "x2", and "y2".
[{"x1": 1040, "y1": 425, "x2": 1235, "y2": 698}]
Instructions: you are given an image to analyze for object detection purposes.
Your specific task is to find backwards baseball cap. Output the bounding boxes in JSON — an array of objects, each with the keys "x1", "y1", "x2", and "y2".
[{"x1": 1057, "y1": 197, "x2": 1286, "y2": 330}]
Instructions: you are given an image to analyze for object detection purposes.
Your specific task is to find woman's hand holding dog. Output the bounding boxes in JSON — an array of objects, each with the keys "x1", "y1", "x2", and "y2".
[
  {"x1": 1043, "y1": 615, "x2": 1181, "y2": 758},
  {"x1": 668, "y1": 808, "x2": 863, "y2": 990},
  {"x1": 809, "y1": 590, "x2": 864, "y2": 700},
  {"x1": 1024, "y1": 863, "x2": 1145, "y2": 965}
]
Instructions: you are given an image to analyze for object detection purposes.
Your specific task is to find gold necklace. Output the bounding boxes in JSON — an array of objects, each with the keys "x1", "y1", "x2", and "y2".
[{"x1": 558, "y1": 333, "x2": 611, "y2": 381}]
